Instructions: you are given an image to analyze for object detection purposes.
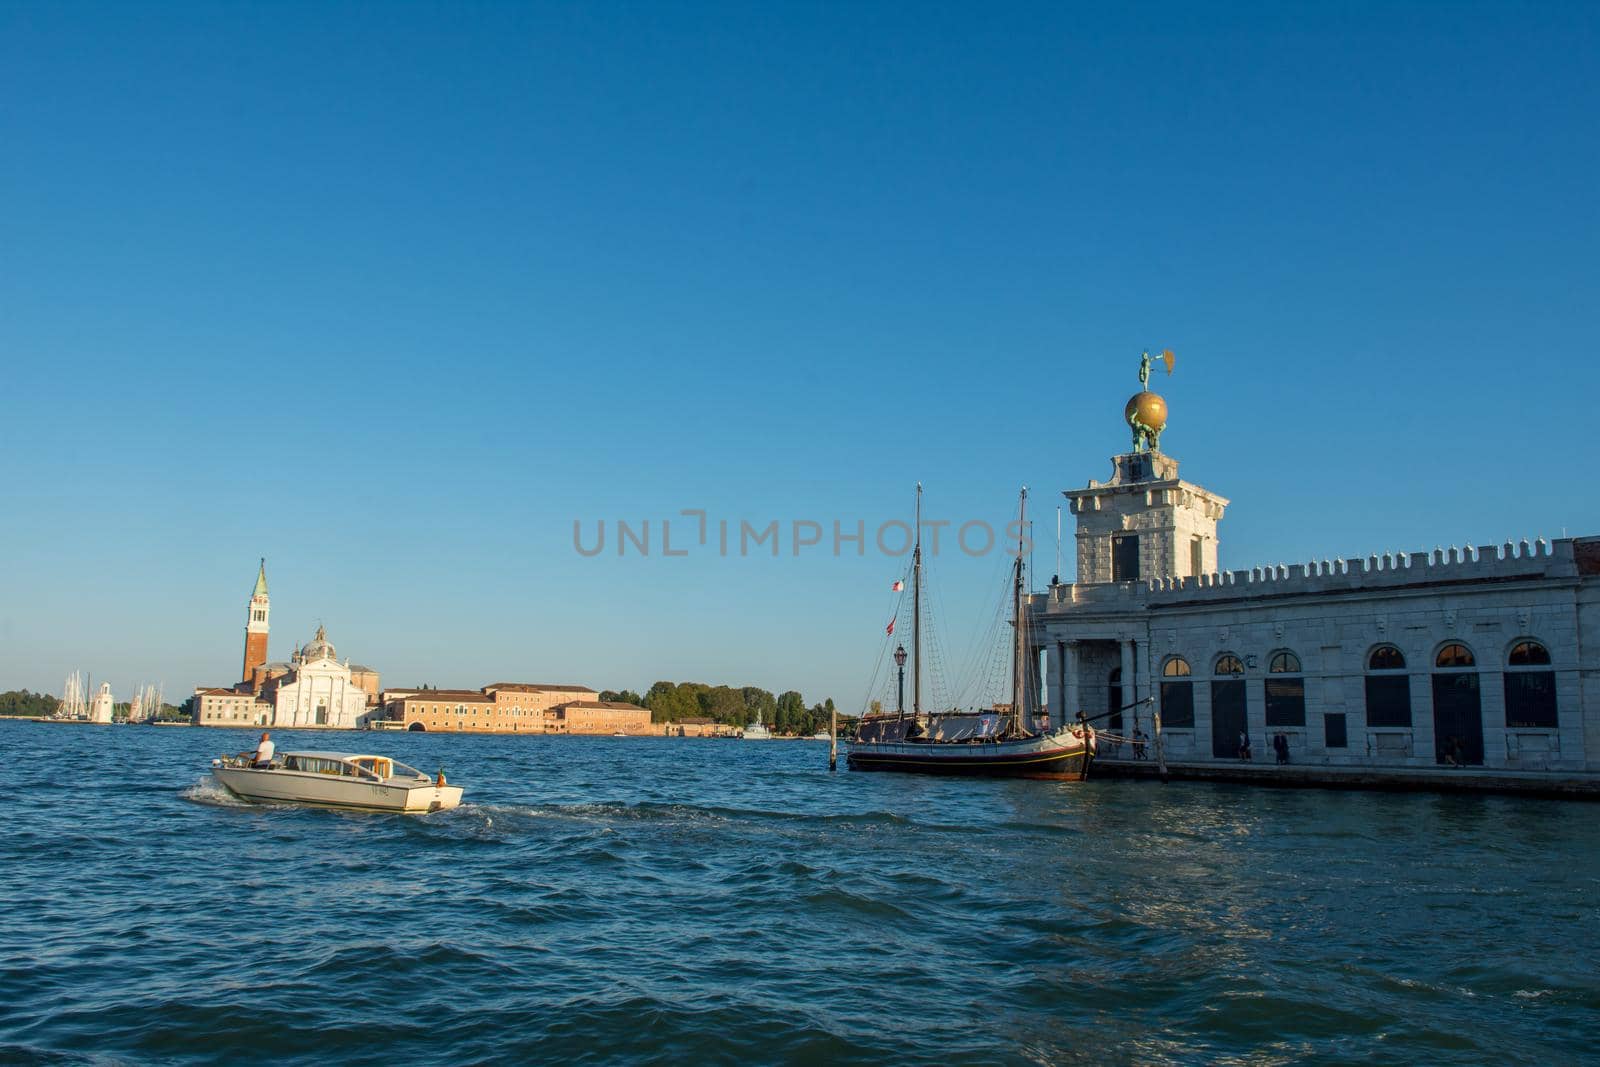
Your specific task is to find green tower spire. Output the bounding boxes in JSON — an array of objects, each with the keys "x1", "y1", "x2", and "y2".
[{"x1": 252, "y1": 558, "x2": 268, "y2": 598}]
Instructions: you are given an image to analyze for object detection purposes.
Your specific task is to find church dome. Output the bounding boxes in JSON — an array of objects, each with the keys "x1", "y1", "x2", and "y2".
[
  {"x1": 300, "y1": 625, "x2": 337, "y2": 663},
  {"x1": 1125, "y1": 390, "x2": 1168, "y2": 434}
]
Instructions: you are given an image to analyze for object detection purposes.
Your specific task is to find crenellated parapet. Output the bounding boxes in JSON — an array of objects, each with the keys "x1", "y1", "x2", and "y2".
[
  {"x1": 1032, "y1": 537, "x2": 1584, "y2": 615},
  {"x1": 1142, "y1": 537, "x2": 1579, "y2": 604}
]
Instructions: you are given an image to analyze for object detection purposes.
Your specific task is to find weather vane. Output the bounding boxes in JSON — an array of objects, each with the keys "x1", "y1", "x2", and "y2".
[{"x1": 1126, "y1": 348, "x2": 1175, "y2": 453}]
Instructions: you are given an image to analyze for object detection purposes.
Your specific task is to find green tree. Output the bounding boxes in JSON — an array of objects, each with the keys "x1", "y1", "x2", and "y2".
[
  {"x1": 740, "y1": 686, "x2": 777, "y2": 726},
  {"x1": 0, "y1": 690, "x2": 59, "y2": 717},
  {"x1": 774, "y1": 691, "x2": 805, "y2": 734},
  {"x1": 643, "y1": 681, "x2": 700, "y2": 722}
]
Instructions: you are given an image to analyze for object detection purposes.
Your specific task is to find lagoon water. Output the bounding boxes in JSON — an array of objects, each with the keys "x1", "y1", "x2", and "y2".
[{"x1": 2, "y1": 719, "x2": 1597, "y2": 1064}]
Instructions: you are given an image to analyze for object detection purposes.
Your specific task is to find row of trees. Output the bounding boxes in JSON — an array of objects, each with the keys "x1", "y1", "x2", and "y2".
[
  {"x1": 0, "y1": 691, "x2": 188, "y2": 721},
  {"x1": 600, "y1": 682, "x2": 838, "y2": 736},
  {"x1": 0, "y1": 690, "x2": 59, "y2": 717}
]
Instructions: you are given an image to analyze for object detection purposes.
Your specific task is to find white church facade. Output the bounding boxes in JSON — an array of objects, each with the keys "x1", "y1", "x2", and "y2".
[
  {"x1": 268, "y1": 626, "x2": 372, "y2": 729},
  {"x1": 1030, "y1": 359, "x2": 1599, "y2": 781}
]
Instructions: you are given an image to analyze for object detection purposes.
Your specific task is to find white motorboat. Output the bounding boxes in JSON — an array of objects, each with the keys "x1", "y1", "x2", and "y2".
[
  {"x1": 211, "y1": 750, "x2": 464, "y2": 813},
  {"x1": 741, "y1": 722, "x2": 773, "y2": 740}
]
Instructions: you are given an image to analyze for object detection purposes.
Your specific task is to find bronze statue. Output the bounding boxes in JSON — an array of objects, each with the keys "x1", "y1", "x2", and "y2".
[{"x1": 1124, "y1": 349, "x2": 1174, "y2": 453}]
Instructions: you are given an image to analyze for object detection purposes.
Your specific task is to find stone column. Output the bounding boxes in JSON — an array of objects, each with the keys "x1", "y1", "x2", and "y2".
[
  {"x1": 1046, "y1": 642, "x2": 1063, "y2": 731},
  {"x1": 1120, "y1": 639, "x2": 1137, "y2": 734},
  {"x1": 1064, "y1": 641, "x2": 1081, "y2": 730}
]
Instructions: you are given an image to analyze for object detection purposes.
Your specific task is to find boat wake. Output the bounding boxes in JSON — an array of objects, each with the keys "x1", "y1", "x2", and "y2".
[{"x1": 180, "y1": 777, "x2": 251, "y2": 808}]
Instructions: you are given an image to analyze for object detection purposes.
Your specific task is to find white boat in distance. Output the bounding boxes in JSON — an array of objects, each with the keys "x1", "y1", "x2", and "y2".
[
  {"x1": 742, "y1": 722, "x2": 773, "y2": 740},
  {"x1": 211, "y1": 751, "x2": 464, "y2": 813}
]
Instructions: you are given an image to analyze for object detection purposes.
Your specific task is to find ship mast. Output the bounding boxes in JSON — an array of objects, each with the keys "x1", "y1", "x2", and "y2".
[
  {"x1": 1011, "y1": 487, "x2": 1029, "y2": 737},
  {"x1": 912, "y1": 482, "x2": 922, "y2": 720}
]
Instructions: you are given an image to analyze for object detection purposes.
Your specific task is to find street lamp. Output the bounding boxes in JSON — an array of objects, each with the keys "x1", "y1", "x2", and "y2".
[{"x1": 894, "y1": 643, "x2": 908, "y2": 716}]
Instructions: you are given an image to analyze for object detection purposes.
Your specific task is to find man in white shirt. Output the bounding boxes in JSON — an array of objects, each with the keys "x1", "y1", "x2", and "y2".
[{"x1": 253, "y1": 732, "x2": 275, "y2": 767}]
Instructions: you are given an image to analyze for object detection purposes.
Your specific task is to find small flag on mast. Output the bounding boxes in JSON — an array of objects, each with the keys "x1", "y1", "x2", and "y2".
[
  {"x1": 886, "y1": 618, "x2": 896, "y2": 635},
  {"x1": 891, "y1": 579, "x2": 904, "y2": 591}
]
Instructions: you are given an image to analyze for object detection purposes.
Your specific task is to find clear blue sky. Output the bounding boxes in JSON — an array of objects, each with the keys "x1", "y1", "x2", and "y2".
[{"x1": 2, "y1": 2, "x2": 1596, "y2": 708}]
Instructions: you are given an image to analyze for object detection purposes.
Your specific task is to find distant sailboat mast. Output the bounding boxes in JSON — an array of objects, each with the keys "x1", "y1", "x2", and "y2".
[
  {"x1": 1011, "y1": 488, "x2": 1029, "y2": 737},
  {"x1": 912, "y1": 482, "x2": 922, "y2": 721}
]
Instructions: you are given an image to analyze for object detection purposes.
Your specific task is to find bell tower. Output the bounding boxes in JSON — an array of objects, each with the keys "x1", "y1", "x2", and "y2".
[
  {"x1": 1064, "y1": 351, "x2": 1228, "y2": 584},
  {"x1": 242, "y1": 559, "x2": 270, "y2": 686}
]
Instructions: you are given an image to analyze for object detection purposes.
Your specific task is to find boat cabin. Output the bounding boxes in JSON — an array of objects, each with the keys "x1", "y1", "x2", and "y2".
[{"x1": 279, "y1": 751, "x2": 425, "y2": 782}]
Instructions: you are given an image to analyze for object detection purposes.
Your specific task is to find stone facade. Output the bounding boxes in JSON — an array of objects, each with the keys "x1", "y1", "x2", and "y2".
[
  {"x1": 555, "y1": 701, "x2": 652, "y2": 734},
  {"x1": 193, "y1": 687, "x2": 272, "y2": 727},
  {"x1": 1067, "y1": 452, "x2": 1226, "y2": 584},
  {"x1": 267, "y1": 629, "x2": 372, "y2": 729},
  {"x1": 1031, "y1": 446, "x2": 1600, "y2": 777},
  {"x1": 384, "y1": 684, "x2": 649, "y2": 734}
]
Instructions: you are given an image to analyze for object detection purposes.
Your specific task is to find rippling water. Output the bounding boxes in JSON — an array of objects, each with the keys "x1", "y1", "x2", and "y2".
[{"x1": 3, "y1": 719, "x2": 1597, "y2": 1064}]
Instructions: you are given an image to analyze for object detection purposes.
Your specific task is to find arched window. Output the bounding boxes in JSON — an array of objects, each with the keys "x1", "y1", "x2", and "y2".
[
  {"x1": 1215, "y1": 654, "x2": 1244, "y2": 675},
  {"x1": 1365, "y1": 644, "x2": 1411, "y2": 727},
  {"x1": 1509, "y1": 640, "x2": 1552, "y2": 666},
  {"x1": 1505, "y1": 639, "x2": 1557, "y2": 728},
  {"x1": 1265, "y1": 649, "x2": 1305, "y2": 726},
  {"x1": 1269, "y1": 651, "x2": 1301, "y2": 674},
  {"x1": 1431, "y1": 642, "x2": 1482, "y2": 765},
  {"x1": 1159, "y1": 657, "x2": 1194, "y2": 728},
  {"x1": 1368, "y1": 645, "x2": 1406, "y2": 671}
]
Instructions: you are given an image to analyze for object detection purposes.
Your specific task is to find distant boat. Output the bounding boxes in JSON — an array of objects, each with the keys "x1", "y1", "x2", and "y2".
[
  {"x1": 847, "y1": 486, "x2": 1094, "y2": 777},
  {"x1": 611, "y1": 731, "x2": 627, "y2": 737},
  {"x1": 742, "y1": 722, "x2": 773, "y2": 740},
  {"x1": 809, "y1": 730, "x2": 829, "y2": 741}
]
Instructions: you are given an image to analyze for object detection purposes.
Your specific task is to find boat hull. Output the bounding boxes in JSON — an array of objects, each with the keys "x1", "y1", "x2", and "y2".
[
  {"x1": 212, "y1": 766, "x2": 463, "y2": 813},
  {"x1": 846, "y1": 730, "x2": 1094, "y2": 778}
]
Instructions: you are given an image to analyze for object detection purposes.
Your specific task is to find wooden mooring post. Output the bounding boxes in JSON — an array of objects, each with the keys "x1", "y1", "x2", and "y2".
[{"x1": 829, "y1": 705, "x2": 838, "y2": 771}]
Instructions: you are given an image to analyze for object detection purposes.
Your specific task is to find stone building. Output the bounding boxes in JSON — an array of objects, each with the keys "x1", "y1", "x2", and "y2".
[
  {"x1": 266, "y1": 626, "x2": 373, "y2": 729},
  {"x1": 1028, "y1": 363, "x2": 1599, "y2": 778},
  {"x1": 384, "y1": 683, "x2": 652, "y2": 734},
  {"x1": 192, "y1": 687, "x2": 272, "y2": 727},
  {"x1": 88, "y1": 682, "x2": 114, "y2": 724},
  {"x1": 385, "y1": 689, "x2": 500, "y2": 732},
  {"x1": 554, "y1": 700, "x2": 652, "y2": 734}
]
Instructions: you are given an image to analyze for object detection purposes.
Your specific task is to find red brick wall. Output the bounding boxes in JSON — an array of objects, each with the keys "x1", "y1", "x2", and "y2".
[{"x1": 242, "y1": 632, "x2": 269, "y2": 685}]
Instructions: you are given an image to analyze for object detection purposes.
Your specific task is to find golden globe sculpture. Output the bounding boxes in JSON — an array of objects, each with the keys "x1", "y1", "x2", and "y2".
[
  {"x1": 1124, "y1": 391, "x2": 1168, "y2": 435},
  {"x1": 1126, "y1": 348, "x2": 1175, "y2": 453}
]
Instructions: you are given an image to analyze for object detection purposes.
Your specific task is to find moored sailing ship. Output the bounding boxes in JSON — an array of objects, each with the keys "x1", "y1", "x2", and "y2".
[{"x1": 847, "y1": 486, "x2": 1094, "y2": 777}]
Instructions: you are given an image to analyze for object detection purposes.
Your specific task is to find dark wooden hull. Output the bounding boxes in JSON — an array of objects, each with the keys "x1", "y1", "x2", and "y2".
[{"x1": 846, "y1": 738, "x2": 1093, "y2": 779}]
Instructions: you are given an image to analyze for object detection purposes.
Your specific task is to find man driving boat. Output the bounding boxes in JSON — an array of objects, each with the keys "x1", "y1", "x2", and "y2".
[{"x1": 253, "y1": 732, "x2": 275, "y2": 768}]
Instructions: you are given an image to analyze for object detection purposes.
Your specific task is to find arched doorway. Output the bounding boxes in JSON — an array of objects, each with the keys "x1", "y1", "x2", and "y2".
[
  {"x1": 1211, "y1": 654, "x2": 1247, "y2": 758},
  {"x1": 1432, "y1": 642, "x2": 1482, "y2": 765},
  {"x1": 407, "y1": 722, "x2": 426, "y2": 732}
]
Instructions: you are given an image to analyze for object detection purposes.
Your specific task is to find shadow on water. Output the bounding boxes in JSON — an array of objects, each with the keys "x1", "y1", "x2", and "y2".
[{"x1": 2, "y1": 721, "x2": 1598, "y2": 1065}]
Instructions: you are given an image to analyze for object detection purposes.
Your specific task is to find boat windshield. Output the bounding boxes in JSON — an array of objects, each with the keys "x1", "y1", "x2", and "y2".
[
  {"x1": 348, "y1": 757, "x2": 392, "y2": 780},
  {"x1": 390, "y1": 762, "x2": 428, "y2": 781}
]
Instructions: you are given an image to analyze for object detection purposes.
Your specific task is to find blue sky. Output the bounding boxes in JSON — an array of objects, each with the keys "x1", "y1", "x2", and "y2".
[{"x1": 2, "y1": 2, "x2": 1596, "y2": 708}]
